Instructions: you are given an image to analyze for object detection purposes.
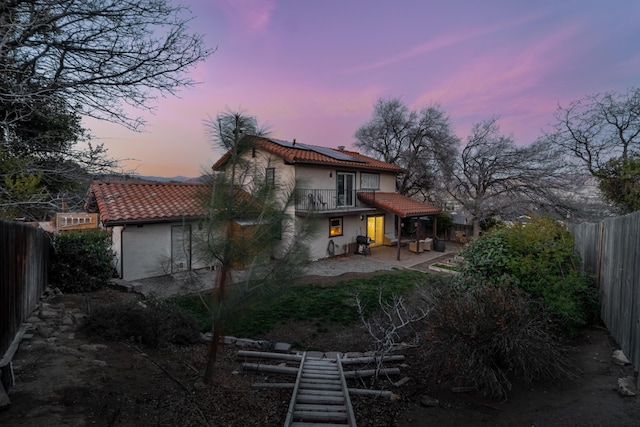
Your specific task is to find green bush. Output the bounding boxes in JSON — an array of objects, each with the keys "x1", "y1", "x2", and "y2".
[
  {"x1": 84, "y1": 298, "x2": 201, "y2": 347},
  {"x1": 425, "y1": 284, "x2": 578, "y2": 399},
  {"x1": 459, "y1": 216, "x2": 598, "y2": 334},
  {"x1": 49, "y1": 230, "x2": 114, "y2": 293}
]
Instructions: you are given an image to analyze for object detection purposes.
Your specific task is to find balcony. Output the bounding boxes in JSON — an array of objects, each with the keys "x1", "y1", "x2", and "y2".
[{"x1": 295, "y1": 189, "x2": 376, "y2": 215}]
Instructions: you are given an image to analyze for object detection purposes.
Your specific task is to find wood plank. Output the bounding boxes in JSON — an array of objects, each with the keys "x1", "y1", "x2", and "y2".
[
  {"x1": 290, "y1": 422, "x2": 347, "y2": 427},
  {"x1": 297, "y1": 395, "x2": 345, "y2": 405},
  {"x1": 295, "y1": 403, "x2": 347, "y2": 412},
  {"x1": 292, "y1": 410, "x2": 348, "y2": 422},
  {"x1": 298, "y1": 389, "x2": 343, "y2": 397},
  {"x1": 301, "y1": 378, "x2": 341, "y2": 385},
  {"x1": 300, "y1": 384, "x2": 342, "y2": 392}
]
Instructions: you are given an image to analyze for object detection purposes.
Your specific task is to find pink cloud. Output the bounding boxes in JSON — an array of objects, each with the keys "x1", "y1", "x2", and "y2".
[{"x1": 212, "y1": 0, "x2": 276, "y2": 34}]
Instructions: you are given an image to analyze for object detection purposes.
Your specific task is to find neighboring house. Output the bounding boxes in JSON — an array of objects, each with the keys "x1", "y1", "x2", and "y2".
[
  {"x1": 212, "y1": 136, "x2": 441, "y2": 261},
  {"x1": 85, "y1": 180, "x2": 209, "y2": 281}
]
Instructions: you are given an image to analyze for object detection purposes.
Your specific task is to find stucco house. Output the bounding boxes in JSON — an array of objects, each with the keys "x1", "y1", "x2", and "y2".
[
  {"x1": 212, "y1": 136, "x2": 441, "y2": 261},
  {"x1": 85, "y1": 180, "x2": 209, "y2": 281}
]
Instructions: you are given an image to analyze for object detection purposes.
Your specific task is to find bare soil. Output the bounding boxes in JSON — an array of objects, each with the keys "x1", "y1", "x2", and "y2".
[{"x1": 1, "y1": 272, "x2": 639, "y2": 426}]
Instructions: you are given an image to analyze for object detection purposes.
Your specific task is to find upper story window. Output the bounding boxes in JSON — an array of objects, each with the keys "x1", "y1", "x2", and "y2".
[
  {"x1": 266, "y1": 168, "x2": 275, "y2": 186},
  {"x1": 360, "y1": 172, "x2": 379, "y2": 190},
  {"x1": 336, "y1": 172, "x2": 355, "y2": 207}
]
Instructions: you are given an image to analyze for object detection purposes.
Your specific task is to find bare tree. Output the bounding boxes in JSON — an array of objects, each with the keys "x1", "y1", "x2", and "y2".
[
  {"x1": 354, "y1": 98, "x2": 459, "y2": 198},
  {"x1": 0, "y1": 0, "x2": 211, "y2": 219},
  {"x1": 448, "y1": 117, "x2": 564, "y2": 236},
  {"x1": 355, "y1": 289, "x2": 431, "y2": 385},
  {"x1": 0, "y1": 0, "x2": 212, "y2": 129},
  {"x1": 544, "y1": 88, "x2": 640, "y2": 176},
  {"x1": 544, "y1": 88, "x2": 640, "y2": 213}
]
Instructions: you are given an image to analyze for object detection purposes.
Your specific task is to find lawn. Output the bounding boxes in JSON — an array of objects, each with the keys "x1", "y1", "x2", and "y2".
[{"x1": 171, "y1": 270, "x2": 429, "y2": 338}]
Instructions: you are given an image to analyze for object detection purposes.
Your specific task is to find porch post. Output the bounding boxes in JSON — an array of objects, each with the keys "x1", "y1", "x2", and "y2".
[{"x1": 432, "y1": 215, "x2": 438, "y2": 241}]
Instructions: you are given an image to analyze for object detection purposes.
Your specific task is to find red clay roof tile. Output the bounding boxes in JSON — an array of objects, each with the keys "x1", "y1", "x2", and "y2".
[
  {"x1": 212, "y1": 136, "x2": 404, "y2": 173},
  {"x1": 86, "y1": 181, "x2": 207, "y2": 225},
  {"x1": 358, "y1": 192, "x2": 440, "y2": 218}
]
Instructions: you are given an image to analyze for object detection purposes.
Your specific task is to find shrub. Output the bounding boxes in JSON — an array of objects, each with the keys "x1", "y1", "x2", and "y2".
[
  {"x1": 425, "y1": 284, "x2": 578, "y2": 400},
  {"x1": 49, "y1": 230, "x2": 114, "y2": 293},
  {"x1": 459, "y1": 216, "x2": 598, "y2": 334},
  {"x1": 84, "y1": 298, "x2": 201, "y2": 347}
]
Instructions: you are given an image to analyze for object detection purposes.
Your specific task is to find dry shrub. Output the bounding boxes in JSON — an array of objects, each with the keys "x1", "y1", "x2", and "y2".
[
  {"x1": 425, "y1": 284, "x2": 578, "y2": 400},
  {"x1": 85, "y1": 298, "x2": 201, "y2": 347}
]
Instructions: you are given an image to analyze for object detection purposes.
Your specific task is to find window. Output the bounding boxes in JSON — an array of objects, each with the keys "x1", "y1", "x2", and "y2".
[
  {"x1": 329, "y1": 217, "x2": 343, "y2": 237},
  {"x1": 337, "y1": 172, "x2": 355, "y2": 206},
  {"x1": 266, "y1": 168, "x2": 275, "y2": 186},
  {"x1": 360, "y1": 172, "x2": 379, "y2": 190}
]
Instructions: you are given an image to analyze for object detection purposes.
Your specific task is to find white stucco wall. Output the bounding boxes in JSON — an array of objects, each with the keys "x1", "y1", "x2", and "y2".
[
  {"x1": 118, "y1": 221, "x2": 207, "y2": 281},
  {"x1": 220, "y1": 146, "x2": 401, "y2": 261}
]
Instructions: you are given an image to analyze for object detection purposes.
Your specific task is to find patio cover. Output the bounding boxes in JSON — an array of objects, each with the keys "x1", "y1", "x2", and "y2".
[{"x1": 358, "y1": 192, "x2": 441, "y2": 260}]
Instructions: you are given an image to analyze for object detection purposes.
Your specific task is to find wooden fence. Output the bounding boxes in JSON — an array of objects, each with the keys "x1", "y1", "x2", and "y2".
[
  {"x1": 0, "y1": 220, "x2": 49, "y2": 372},
  {"x1": 570, "y1": 211, "x2": 640, "y2": 375}
]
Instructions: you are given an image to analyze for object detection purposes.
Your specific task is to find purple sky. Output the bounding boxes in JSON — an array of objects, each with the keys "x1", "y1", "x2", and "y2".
[{"x1": 85, "y1": 0, "x2": 640, "y2": 178}]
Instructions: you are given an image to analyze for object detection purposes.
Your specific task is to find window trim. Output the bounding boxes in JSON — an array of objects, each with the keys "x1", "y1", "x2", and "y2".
[
  {"x1": 329, "y1": 217, "x2": 343, "y2": 237},
  {"x1": 360, "y1": 172, "x2": 380, "y2": 190},
  {"x1": 265, "y1": 167, "x2": 275, "y2": 186}
]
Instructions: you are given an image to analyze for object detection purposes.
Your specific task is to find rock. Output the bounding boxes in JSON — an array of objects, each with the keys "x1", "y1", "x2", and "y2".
[
  {"x1": 613, "y1": 349, "x2": 631, "y2": 366},
  {"x1": 79, "y1": 344, "x2": 108, "y2": 352},
  {"x1": 420, "y1": 395, "x2": 440, "y2": 407},
  {"x1": 273, "y1": 342, "x2": 291, "y2": 353},
  {"x1": 39, "y1": 310, "x2": 58, "y2": 319},
  {"x1": 618, "y1": 377, "x2": 637, "y2": 396},
  {"x1": 0, "y1": 381, "x2": 10, "y2": 411},
  {"x1": 91, "y1": 360, "x2": 107, "y2": 368}
]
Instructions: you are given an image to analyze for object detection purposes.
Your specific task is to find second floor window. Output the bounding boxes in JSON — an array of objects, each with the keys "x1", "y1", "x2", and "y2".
[
  {"x1": 360, "y1": 172, "x2": 379, "y2": 190},
  {"x1": 337, "y1": 172, "x2": 355, "y2": 207},
  {"x1": 266, "y1": 168, "x2": 275, "y2": 186}
]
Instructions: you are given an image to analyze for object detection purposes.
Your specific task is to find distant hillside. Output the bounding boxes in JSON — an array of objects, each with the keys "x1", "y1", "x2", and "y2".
[
  {"x1": 137, "y1": 175, "x2": 196, "y2": 183},
  {"x1": 92, "y1": 174, "x2": 206, "y2": 183}
]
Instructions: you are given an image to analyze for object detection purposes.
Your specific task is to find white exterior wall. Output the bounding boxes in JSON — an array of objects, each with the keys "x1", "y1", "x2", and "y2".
[
  {"x1": 117, "y1": 221, "x2": 207, "y2": 281},
  {"x1": 222, "y1": 149, "x2": 401, "y2": 261},
  {"x1": 110, "y1": 225, "x2": 124, "y2": 275}
]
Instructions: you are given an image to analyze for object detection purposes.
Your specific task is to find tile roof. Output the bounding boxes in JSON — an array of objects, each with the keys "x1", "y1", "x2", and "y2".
[
  {"x1": 212, "y1": 136, "x2": 404, "y2": 173},
  {"x1": 86, "y1": 181, "x2": 208, "y2": 225},
  {"x1": 358, "y1": 192, "x2": 441, "y2": 218}
]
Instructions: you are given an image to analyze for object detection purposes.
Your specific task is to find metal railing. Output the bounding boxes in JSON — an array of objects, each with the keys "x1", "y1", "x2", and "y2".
[{"x1": 296, "y1": 189, "x2": 375, "y2": 213}]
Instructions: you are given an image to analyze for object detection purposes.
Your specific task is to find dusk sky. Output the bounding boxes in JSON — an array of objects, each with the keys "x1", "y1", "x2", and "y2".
[{"x1": 85, "y1": 0, "x2": 640, "y2": 178}]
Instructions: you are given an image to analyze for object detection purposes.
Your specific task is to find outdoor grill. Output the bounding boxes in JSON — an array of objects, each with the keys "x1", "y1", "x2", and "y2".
[{"x1": 355, "y1": 235, "x2": 373, "y2": 256}]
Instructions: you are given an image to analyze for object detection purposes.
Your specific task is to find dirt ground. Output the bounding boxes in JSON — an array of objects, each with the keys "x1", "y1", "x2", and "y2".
[{"x1": 1, "y1": 272, "x2": 639, "y2": 427}]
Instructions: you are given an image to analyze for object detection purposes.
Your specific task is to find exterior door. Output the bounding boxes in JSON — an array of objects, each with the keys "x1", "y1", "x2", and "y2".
[
  {"x1": 336, "y1": 172, "x2": 355, "y2": 207},
  {"x1": 366, "y1": 215, "x2": 384, "y2": 246}
]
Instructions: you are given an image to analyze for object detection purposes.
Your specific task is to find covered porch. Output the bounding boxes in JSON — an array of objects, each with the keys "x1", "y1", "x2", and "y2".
[{"x1": 357, "y1": 192, "x2": 442, "y2": 261}]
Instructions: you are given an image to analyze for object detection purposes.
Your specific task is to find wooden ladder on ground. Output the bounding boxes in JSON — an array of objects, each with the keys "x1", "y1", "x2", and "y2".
[{"x1": 284, "y1": 352, "x2": 357, "y2": 427}]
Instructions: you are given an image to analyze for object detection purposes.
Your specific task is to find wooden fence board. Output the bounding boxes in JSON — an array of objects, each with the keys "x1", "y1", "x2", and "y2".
[
  {"x1": 570, "y1": 211, "x2": 640, "y2": 374},
  {"x1": 0, "y1": 220, "x2": 48, "y2": 371}
]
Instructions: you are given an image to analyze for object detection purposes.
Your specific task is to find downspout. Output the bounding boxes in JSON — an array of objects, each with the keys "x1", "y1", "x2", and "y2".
[
  {"x1": 396, "y1": 215, "x2": 402, "y2": 261},
  {"x1": 120, "y1": 225, "x2": 126, "y2": 279}
]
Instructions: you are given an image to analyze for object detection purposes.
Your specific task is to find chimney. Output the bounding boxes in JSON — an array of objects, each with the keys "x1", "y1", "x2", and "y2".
[{"x1": 337, "y1": 145, "x2": 345, "y2": 151}]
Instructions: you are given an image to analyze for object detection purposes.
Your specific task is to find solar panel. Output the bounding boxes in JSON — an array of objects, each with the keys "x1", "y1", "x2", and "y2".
[{"x1": 267, "y1": 138, "x2": 365, "y2": 163}]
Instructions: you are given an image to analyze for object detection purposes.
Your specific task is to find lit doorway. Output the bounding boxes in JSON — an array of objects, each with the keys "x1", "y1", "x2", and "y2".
[{"x1": 366, "y1": 215, "x2": 384, "y2": 246}]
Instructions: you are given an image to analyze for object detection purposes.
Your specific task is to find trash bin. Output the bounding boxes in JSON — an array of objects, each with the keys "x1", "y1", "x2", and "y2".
[{"x1": 434, "y1": 239, "x2": 446, "y2": 252}]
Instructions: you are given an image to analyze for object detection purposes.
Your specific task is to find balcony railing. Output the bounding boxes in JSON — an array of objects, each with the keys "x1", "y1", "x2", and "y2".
[{"x1": 295, "y1": 189, "x2": 376, "y2": 214}]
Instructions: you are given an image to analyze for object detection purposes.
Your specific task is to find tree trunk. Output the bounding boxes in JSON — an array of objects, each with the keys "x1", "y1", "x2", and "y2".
[{"x1": 472, "y1": 219, "x2": 481, "y2": 238}]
